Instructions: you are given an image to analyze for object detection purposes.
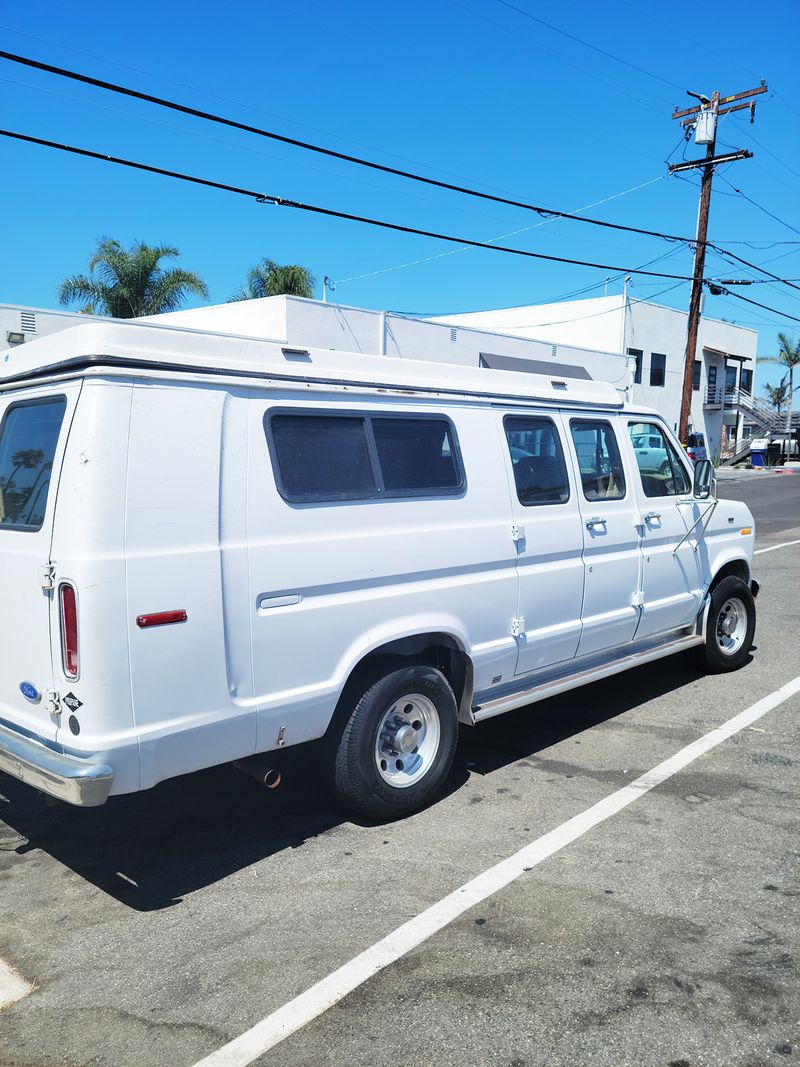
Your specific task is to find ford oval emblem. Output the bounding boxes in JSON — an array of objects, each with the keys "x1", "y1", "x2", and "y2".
[{"x1": 19, "y1": 682, "x2": 40, "y2": 703}]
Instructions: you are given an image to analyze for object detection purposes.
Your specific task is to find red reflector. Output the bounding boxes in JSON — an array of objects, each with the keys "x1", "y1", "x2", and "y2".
[
  {"x1": 59, "y1": 584, "x2": 79, "y2": 679},
  {"x1": 136, "y1": 609, "x2": 188, "y2": 629}
]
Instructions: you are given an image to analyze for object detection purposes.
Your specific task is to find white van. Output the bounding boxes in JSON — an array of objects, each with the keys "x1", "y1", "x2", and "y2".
[{"x1": 0, "y1": 321, "x2": 758, "y2": 818}]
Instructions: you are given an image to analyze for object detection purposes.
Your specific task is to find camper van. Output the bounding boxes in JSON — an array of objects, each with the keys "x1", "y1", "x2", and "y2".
[{"x1": 0, "y1": 321, "x2": 758, "y2": 818}]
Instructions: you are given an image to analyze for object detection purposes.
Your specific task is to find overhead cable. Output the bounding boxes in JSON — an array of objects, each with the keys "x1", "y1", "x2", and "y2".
[
  {"x1": 0, "y1": 128, "x2": 698, "y2": 280},
  {"x1": 713, "y1": 286, "x2": 800, "y2": 325}
]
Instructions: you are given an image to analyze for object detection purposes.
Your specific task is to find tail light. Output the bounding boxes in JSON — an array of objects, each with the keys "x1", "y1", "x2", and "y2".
[{"x1": 59, "y1": 584, "x2": 79, "y2": 679}]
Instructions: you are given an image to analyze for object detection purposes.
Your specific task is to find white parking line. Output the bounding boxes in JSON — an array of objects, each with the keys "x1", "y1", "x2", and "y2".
[
  {"x1": 193, "y1": 674, "x2": 800, "y2": 1067},
  {"x1": 0, "y1": 959, "x2": 31, "y2": 1011},
  {"x1": 755, "y1": 538, "x2": 800, "y2": 555}
]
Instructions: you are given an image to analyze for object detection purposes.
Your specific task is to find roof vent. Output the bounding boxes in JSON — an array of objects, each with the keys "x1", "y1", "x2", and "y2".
[
  {"x1": 551, "y1": 380, "x2": 568, "y2": 391},
  {"x1": 281, "y1": 347, "x2": 312, "y2": 362},
  {"x1": 450, "y1": 328, "x2": 457, "y2": 344},
  {"x1": 20, "y1": 311, "x2": 36, "y2": 334}
]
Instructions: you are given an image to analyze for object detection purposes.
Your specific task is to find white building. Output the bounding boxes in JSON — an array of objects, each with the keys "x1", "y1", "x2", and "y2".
[
  {"x1": 432, "y1": 295, "x2": 760, "y2": 460},
  {"x1": 2, "y1": 295, "x2": 765, "y2": 459}
]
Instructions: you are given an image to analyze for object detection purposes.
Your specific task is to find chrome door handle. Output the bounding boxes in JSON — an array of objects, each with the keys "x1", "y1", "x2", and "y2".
[
  {"x1": 585, "y1": 516, "x2": 607, "y2": 530},
  {"x1": 643, "y1": 511, "x2": 662, "y2": 523}
]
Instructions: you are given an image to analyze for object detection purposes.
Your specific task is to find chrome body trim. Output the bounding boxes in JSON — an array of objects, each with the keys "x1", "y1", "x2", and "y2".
[
  {"x1": 472, "y1": 632, "x2": 703, "y2": 723},
  {"x1": 0, "y1": 721, "x2": 113, "y2": 806}
]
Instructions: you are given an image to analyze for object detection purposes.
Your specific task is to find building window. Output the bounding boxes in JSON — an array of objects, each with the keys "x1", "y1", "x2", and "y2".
[
  {"x1": 725, "y1": 365, "x2": 738, "y2": 394},
  {"x1": 741, "y1": 368, "x2": 753, "y2": 394},
  {"x1": 650, "y1": 353, "x2": 666, "y2": 388},
  {"x1": 692, "y1": 360, "x2": 701, "y2": 391},
  {"x1": 627, "y1": 348, "x2": 643, "y2": 385}
]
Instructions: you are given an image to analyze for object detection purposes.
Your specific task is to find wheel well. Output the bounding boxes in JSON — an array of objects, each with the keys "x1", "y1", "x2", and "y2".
[
  {"x1": 709, "y1": 559, "x2": 750, "y2": 593},
  {"x1": 331, "y1": 634, "x2": 474, "y2": 733}
]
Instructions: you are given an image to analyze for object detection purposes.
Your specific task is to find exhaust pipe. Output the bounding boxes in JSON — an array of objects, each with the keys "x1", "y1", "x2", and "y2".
[{"x1": 233, "y1": 759, "x2": 282, "y2": 789}]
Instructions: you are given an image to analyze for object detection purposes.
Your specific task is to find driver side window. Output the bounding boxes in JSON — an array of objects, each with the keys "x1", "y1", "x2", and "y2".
[{"x1": 628, "y1": 421, "x2": 691, "y2": 498}]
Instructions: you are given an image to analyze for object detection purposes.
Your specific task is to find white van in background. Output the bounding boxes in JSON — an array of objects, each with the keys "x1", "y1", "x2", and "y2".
[{"x1": 0, "y1": 321, "x2": 758, "y2": 819}]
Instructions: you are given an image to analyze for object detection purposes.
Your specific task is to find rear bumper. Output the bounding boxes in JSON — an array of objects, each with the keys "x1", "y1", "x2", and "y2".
[{"x1": 0, "y1": 722, "x2": 113, "y2": 807}]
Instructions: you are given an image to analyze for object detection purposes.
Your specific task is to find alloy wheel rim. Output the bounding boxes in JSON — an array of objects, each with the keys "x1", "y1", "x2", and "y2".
[
  {"x1": 715, "y1": 596, "x2": 747, "y2": 656},
  {"x1": 374, "y1": 693, "x2": 440, "y2": 788}
]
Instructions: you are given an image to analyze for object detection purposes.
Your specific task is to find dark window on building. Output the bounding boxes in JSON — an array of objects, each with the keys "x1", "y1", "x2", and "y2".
[
  {"x1": 627, "y1": 348, "x2": 643, "y2": 385},
  {"x1": 692, "y1": 360, "x2": 701, "y2": 391},
  {"x1": 741, "y1": 368, "x2": 753, "y2": 394},
  {"x1": 0, "y1": 397, "x2": 66, "y2": 531},
  {"x1": 503, "y1": 415, "x2": 570, "y2": 506},
  {"x1": 650, "y1": 353, "x2": 666, "y2": 388},
  {"x1": 267, "y1": 412, "x2": 464, "y2": 502},
  {"x1": 371, "y1": 418, "x2": 460, "y2": 492},
  {"x1": 628, "y1": 421, "x2": 691, "y2": 498},
  {"x1": 725, "y1": 365, "x2": 738, "y2": 393},
  {"x1": 708, "y1": 365, "x2": 717, "y2": 389},
  {"x1": 569, "y1": 420, "x2": 626, "y2": 501}
]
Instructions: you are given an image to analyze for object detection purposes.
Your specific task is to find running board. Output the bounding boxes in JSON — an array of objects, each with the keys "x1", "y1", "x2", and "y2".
[{"x1": 472, "y1": 633, "x2": 704, "y2": 723}]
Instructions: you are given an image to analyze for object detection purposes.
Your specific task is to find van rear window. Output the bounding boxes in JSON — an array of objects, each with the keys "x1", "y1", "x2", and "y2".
[
  {"x1": 0, "y1": 397, "x2": 66, "y2": 531},
  {"x1": 266, "y1": 411, "x2": 464, "y2": 502}
]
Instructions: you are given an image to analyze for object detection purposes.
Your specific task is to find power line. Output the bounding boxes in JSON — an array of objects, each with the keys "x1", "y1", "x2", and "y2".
[
  {"x1": 493, "y1": 0, "x2": 683, "y2": 92},
  {"x1": 0, "y1": 49, "x2": 699, "y2": 246},
  {"x1": 0, "y1": 127, "x2": 700, "y2": 281},
  {"x1": 713, "y1": 286, "x2": 800, "y2": 325},
  {"x1": 717, "y1": 174, "x2": 800, "y2": 239}
]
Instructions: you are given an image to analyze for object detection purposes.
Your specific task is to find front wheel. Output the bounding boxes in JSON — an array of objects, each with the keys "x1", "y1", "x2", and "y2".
[
  {"x1": 327, "y1": 665, "x2": 459, "y2": 819},
  {"x1": 700, "y1": 576, "x2": 756, "y2": 673}
]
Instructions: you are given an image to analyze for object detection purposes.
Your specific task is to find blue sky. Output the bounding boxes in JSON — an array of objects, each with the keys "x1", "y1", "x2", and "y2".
[{"x1": 1, "y1": 0, "x2": 798, "y2": 394}]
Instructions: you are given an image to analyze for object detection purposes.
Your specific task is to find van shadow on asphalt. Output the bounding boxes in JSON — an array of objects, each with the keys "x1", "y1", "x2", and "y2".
[{"x1": 0, "y1": 653, "x2": 713, "y2": 912}]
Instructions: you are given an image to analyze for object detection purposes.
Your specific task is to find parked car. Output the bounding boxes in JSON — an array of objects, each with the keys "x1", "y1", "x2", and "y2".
[
  {"x1": 685, "y1": 432, "x2": 708, "y2": 463},
  {"x1": 0, "y1": 321, "x2": 758, "y2": 819}
]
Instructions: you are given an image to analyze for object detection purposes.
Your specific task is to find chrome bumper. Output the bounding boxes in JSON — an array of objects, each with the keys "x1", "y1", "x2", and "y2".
[{"x1": 0, "y1": 721, "x2": 113, "y2": 807}]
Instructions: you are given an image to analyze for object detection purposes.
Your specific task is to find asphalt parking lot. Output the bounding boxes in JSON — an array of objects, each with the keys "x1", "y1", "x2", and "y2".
[{"x1": 1, "y1": 472, "x2": 798, "y2": 1067}]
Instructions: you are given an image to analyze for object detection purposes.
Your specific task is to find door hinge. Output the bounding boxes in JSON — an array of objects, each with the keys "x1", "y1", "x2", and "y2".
[
  {"x1": 41, "y1": 563, "x2": 56, "y2": 591},
  {"x1": 511, "y1": 616, "x2": 525, "y2": 638},
  {"x1": 44, "y1": 689, "x2": 60, "y2": 717},
  {"x1": 511, "y1": 524, "x2": 525, "y2": 543},
  {"x1": 631, "y1": 591, "x2": 645, "y2": 608}
]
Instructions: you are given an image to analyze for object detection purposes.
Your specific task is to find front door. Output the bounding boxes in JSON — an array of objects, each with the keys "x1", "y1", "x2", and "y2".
[
  {"x1": 567, "y1": 416, "x2": 642, "y2": 658},
  {"x1": 624, "y1": 419, "x2": 704, "y2": 639}
]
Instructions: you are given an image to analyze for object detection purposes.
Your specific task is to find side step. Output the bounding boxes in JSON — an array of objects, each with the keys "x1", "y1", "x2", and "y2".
[{"x1": 472, "y1": 633, "x2": 703, "y2": 723}]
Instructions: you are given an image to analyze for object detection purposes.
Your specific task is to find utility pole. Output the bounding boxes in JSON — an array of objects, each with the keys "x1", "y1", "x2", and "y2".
[{"x1": 669, "y1": 83, "x2": 767, "y2": 445}]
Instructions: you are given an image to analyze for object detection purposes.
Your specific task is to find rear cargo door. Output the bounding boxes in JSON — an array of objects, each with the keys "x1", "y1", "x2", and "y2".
[{"x1": 0, "y1": 383, "x2": 80, "y2": 742}]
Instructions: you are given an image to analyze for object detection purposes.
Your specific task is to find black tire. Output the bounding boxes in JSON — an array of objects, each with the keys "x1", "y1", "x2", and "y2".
[
  {"x1": 327, "y1": 665, "x2": 459, "y2": 819},
  {"x1": 699, "y1": 575, "x2": 756, "y2": 673}
]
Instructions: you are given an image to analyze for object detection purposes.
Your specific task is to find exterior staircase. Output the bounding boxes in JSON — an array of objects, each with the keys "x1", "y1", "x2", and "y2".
[{"x1": 720, "y1": 388, "x2": 800, "y2": 464}]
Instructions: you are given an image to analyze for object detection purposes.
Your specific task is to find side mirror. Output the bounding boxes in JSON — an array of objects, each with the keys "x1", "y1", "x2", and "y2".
[{"x1": 693, "y1": 458, "x2": 715, "y2": 499}]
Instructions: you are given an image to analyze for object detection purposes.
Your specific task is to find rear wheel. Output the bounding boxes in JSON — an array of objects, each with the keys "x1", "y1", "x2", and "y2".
[
  {"x1": 699, "y1": 575, "x2": 756, "y2": 673},
  {"x1": 327, "y1": 665, "x2": 459, "y2": 819}
]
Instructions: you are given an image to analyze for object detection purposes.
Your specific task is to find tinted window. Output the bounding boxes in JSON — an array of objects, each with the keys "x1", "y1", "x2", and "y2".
[
  {"x1": 570, "y1": 420, "x2": 626, "y2": 501},
  {"x1": 0, "y1": 398, "x2": 66, "y2": 531},
  {"x1": 504, "y1": 416, "x2": 569, "y2": 505},
  {"x1": 267, "y1": 412, "x2": 463, "y2": 502},
  {"x1": 650, "y1": 353, "x2": 666, "y2": 388},
  {"x1": 692, "y1": 360, "x2": 701, "y2": 391},
  {"x1": 372, "y1": 418, "x2": 460, "y2": 492},
  {"x1": 627, "y1": 348, "x2": 643, "y2": 385},
  {"x1": 270, "y1": 415, "x2": 376, "y2": 499},
  {"x1": 628, "y1": 421, "x2": 691, "y2": 498}
]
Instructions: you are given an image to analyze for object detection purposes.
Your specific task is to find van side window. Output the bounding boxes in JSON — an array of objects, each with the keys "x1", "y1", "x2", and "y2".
[
  {"x1": 0, "y1": 397, "x2": 67, "y2": 531},
  {"x1": 270, "y1": 415, "x2": 376, "y2": 499},
  {"x1": 372, "y1": 418, "x2": 460, "y2": 492},
  {"x1": 628, "y1": 421, "x2": 691, "y2": 498},
  {"x1": 569, "y1": 419, "x2": 626, "y2": 501},
  {"x1": 267, "y1": 412, "x2": 464, "y2": 502},
  {"x1": 503, "y1": 415, "x2": 569, "y2": 505}
]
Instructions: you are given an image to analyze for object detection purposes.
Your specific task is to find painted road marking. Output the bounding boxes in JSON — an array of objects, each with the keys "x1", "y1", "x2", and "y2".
[
  {"x1": 755, "y1": 537, "x2": 800, "y2": 555},
  {"x1": 0, "y1": 959, "x2": 31, "y2": 1011},
  {"x1": 193, "y1": 675, "x2": 800, "y2": 1067}
]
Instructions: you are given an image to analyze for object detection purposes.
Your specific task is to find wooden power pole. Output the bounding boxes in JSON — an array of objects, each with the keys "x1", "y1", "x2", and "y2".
[{"x1": 669, "y1": 84, "x2": 767, "y2": 445}]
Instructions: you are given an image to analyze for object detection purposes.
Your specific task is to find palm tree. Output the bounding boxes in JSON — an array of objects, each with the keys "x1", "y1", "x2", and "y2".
[
  {"x1": 760, "y1": 333, "x2": 800, "y2": 434},
  {"x1": 764, "y1": 382, "x2": 789, "y2": 413},
  {"x1": 58, "y1": 238, "x2": 208, "y2": 318},
  {"x1": 229, "y1": 259, "x2": 315, "y2": 302}
]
